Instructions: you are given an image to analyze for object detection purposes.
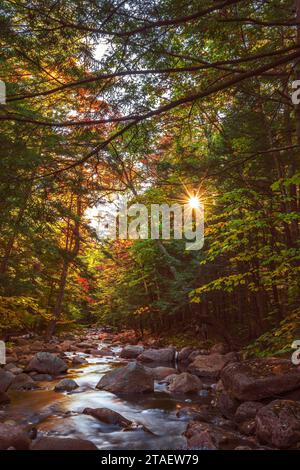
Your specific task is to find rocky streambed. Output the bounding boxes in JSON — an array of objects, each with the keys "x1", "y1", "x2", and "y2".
[{"x1": 0, "y1": 330, "x2": 300, "y2": 450}]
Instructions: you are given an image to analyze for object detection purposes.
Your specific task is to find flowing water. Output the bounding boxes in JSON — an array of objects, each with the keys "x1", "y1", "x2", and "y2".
[{"x1": 2, "y1": 343, "x2": 213, "y2": 450}]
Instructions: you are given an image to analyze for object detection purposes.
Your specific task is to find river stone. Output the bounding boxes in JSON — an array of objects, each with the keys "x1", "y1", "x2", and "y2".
[
  {"x1": 96, "y1": 362, "x2": 154, "y2": 393},
  {"x1": 120, "y1": 345, "x2": 144, "y2": 359},
  {"x1": 163, "y1": 373, "x2": 178, "y2": 384},
  {"x1": 256, "y1": 400, "x2": 300, "y2": 449},
  {"x1": 216, "y1": 390, "x2": 240, "y2": 419},
  {"x1": 221, "y1": 358, "x2": 300, "y2": 401},
  {"x1": 184, "y1": 421, "x2": 253, "y2": 450},
  {"x1": 168, "y1": 372, "x2": 202, "y2": 394},
  {"x1": 0, "y1": 424, "x2": 31, "y2": 450},
  {"x1": 238, "y1": 420, "x2": 256, "y2": 436},
  {"x1": 137, "y1": 347, "x2": 175, "y2": 364},
  {"x1": 54, "y1": 378, "x2": 79, "y2": 392},
  {"x1": 4, "y1": 363, "x2": 23, "y2": 375},
  {"x1": 188, "y1": 353, "x2": 232, "y2": 379},
  {"x1": 235, "y1": 401, "x2": 264, "y2": 424},
  {"x1": 30, "y1": 437, "x2": 97, "y2": 450},
  {"x1": 178, "y1": 347, "x2": 194, "y2": 363},
  {"x1": 72, "y1": 355, "x2": 88, "y2": 365},
  {"x1": 148, "y1": 366, "x2": 178, "y2": 380},
  {"x1": 26, "y1": 352, "x2": 68, "y2": 376},
  {"x1": 9, "y1": 373, "x2": 37, "y2": 390},
  {"x1": 0, "y1": 370, "x2": 14, "y2": 392},
  {"x1": 83, "y1": 407, "x2": 132, "y2": 427}
]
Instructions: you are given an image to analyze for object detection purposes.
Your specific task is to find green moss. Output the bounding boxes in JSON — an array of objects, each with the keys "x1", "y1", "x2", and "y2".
[{"x1": 243, "y1": 309, "x2": 300, "y2": 359}]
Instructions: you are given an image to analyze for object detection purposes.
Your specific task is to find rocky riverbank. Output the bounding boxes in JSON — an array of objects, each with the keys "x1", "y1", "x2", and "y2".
[{"x1": 0, "y1": 329, "x2": 299, "y2": 450}]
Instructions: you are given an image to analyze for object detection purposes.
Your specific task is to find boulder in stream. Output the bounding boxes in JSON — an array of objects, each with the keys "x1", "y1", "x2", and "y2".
[
  {"x1": 26, "y1": 352, "x2": 68, "y2": 376},
  {"x1": 148, "y1": 366, "x2": 178, "y2": 380},
  {"x1": 137, "y1": 347, "x2": 175, "y2": 364},
  {"x1": 221, "y1": 358, "x2": 300, "y2": 401},
  {"x1": 178, "y1": 347, "x2": 194, "y2": 363},
  {"x1": 83, "y1": 407, "x2": 132, "y2": 427},
  {"x1": 256, "y1": 399, "x2": 300, "y2": 449},
  {"x1": 168, "y1": 372, "x2": 202, "y2": 394},
  {"x1": 0, "y1": 423, "x2": 31, "y2": 450},
  {"x1": 9, "y1": 373, "x2": 37, "y2": 391},
  {"x1": 120, "y1": 345, "x2": 144, "y2": 359},
  {"x1": 234, "y1": 401, "x2": 264, "y2": 424},
  {"x1": 188, "y1": 353, "x2": 233, "y2": 379},
  {"x1": 184, "y1": 421, "x2": 254, "y2": 450},
  {"x1": 54, "y1": 378, "x2": 79, "y2": 392},
  {"x1": 96, "y1": 362, "x2": 154, "y2": 394},
  {"x1": 0, "y1": 370, "x2": 14, "y2": 393}
]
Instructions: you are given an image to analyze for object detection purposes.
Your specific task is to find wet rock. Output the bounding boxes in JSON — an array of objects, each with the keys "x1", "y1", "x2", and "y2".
[
  {"x1": 54, "y1": 378, "x2": 79, "y2": 392},
  {"x1": 148, "y1": 366, "x2": 178, "y2": 380},
  {"x1": 221, "y1": 358, "x2": 300, "y2": 401},
  {"x1": 168, "y1": 372, "x2": 202, "y2": 394},
  {"x1": 187, "y1": 350, "x2": 201, "y2": 363},
  {"x1": 162, "y1": 373, "x2": 178, "y2": 384},
  {"x1": 188, "y1": 353, "x2": 233, "y2": 379},
  {"x1": 120, "y1": 345, "x2": 144, "y2": 359},
  {"x1": 0, "y1": 370, "x2": 14, "y2": 392},
  {"x1": 88, "y1": 347, "x2": 113, "y2": 356},
  {"x1": 4, "y1": 364, "x2": 23, "y2": 375},
  {"x1": 235, "y1": 401, "x2": 264, "y2": 424},
  {"x1": 216, "y1": 390, "x2": 240, "y2": 419},
  {"x1": 5, "y1": 355, "x2": 18, "y2": 364},
  {"x1": 184, "y1": 422, "x2": 217, "y2": 450},
  {"x1": 26, "y1": 352, "x2": 68, "y2": 376},
  {"x1": 0, "y1": 424, "x2": 31, "y2": 450},
  {"x1": 30, "y1": 437, "x2": 97, "y2": 450},
  {"x1": 83, "y1": 407, "x2": 132, "y2": 427},
  {"x1": 0, "y1": 392, "x2": 10, "y2": 404},
  {"x1": 96, "y1": 362, "x2": 154, "y2": 394},
  {"x1": 72, "y1": 355, "x2": 88, "y2": 365},
  {"x1": 178, "y1": 347, "x2": 194, "y2": 363},
  {"x1": 184, "y1": 421, "x2": 253, "y2": 450},
  {"x1": 256, "y1": 399, "x2": 300, "y2": 449},
  {"x1": 9, "y1": 373, "x2": 37, "y2": 391},
  {"x1": 137, "y1": 347, "x2": 175, "y2": 364},
  {"x1": 32, "y1": 374, "x2": 53, "y2": 381},
  {"x1": 238, "y1": 420, "x2": 256, "y2": 436}
]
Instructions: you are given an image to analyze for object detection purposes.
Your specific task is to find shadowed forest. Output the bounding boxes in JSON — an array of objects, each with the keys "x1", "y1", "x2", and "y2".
[{"x1": 1, "y1": 0, "x2": 300, "y2": 354}]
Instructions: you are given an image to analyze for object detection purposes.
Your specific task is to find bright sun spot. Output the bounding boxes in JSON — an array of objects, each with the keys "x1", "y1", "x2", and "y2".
[{"x1": 188, "y1": 196, "x2": 200, "y2": 209}]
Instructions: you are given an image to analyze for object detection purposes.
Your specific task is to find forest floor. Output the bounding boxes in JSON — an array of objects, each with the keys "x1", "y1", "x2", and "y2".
[{"x1": 0, "y1": 328, "x2": 299, "y2": 450}]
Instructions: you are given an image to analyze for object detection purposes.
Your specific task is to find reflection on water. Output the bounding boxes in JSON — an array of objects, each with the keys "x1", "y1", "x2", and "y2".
[{"x1": 2, "y1": 345, "x2": 212, "y2": 450}]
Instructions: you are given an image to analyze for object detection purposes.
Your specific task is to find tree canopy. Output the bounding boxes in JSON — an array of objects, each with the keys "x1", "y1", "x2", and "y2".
[{"x1": 0, "y1": 0, "x2": 300, "y2": 353}]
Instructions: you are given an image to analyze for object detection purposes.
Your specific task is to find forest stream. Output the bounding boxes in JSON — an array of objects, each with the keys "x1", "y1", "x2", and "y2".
[
  {"x1": 1, "y1": 329, "x2": 300, "y2": 451},
  {"x1": 1, "y1": 339, "x2": 213, "y2": 450}
]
